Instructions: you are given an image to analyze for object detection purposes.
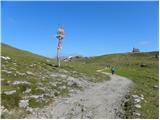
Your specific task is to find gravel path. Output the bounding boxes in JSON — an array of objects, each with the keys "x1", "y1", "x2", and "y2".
[{"x1": 27, "y1": 71, "x2": 133, "y2": 119}]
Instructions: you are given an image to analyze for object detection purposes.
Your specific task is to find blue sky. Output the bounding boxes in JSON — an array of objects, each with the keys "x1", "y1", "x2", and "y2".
[{"x1": 2, "y1": 1, "x2": 159, "y2": 57}]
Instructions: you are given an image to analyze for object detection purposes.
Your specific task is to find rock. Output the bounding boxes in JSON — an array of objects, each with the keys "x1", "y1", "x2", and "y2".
[
  {"x1": 4, "y1": 90, "x2": 16, "y2": 95},
  {"x1": 140, "y1": 94, "x2": 144, "y2": 98},
  {"x1": 135, "y1": 104, "x2": 141, "y2": 109},
  {"x1": 7, "y1": 81, "x2": 11, "y2": 84},
  {"x1": 26, "y1": 107, "x2": 33, "y2": 112},
  {"x1": 140, "y1": 64, "x2": 147, "y2": 67},
  {"x1": 46, "y1": 59, "x2": 50, "y2": 62},
  {"x1": 132, "y1": 95, "x2": 139, "y2": 99},
  {"x1": 24, "y1": 88, "x2": 31, "y2": 93},
  {"x1": 36, "y1": 87, "x2": 45, "y2": 91},
  {"x1": 140, "y1": 97, "x2": 144, "y2": 100},
  {"x1": 2, "y1": 70, "x2": 12, "y2": 74},
  {"x1": 1, "y1": 56, "x2": 11, "y2": 60},
  {"x1": 1, "y1": 106, "x2": 8, "y2": 113},
  {"x1": 30, "y1": 63, "x2": 36, "y2": 67},
  {"x1": 13, "y1": 63, "x2": 17, "y2": 65},
  {"x1": 86, "y1": 111, "x2": 93, "y2": 118},
  {"x1": 30, "y1": 94, "x2": 44, "y2": 99},
  {"x1": 60, "y1": 86, "x2": 66, "y2": 90},
  {"x1": 12, "y1": 81, "x2": 30, "y2": 85},
  {"x1": 16, "y1": 71, "x2": 26, "y2": 76},
  {"x1": 51, "y1": 73, "x2": 67, "y2": 79},
  {"x1": 10, "y1": 67, "x2": 16, "y2": 71},
  {"x1": 134, "y1": 98, "x2": 141, "y2": 103},
  {"x1": 19, "y1": 99, "x2": 29, "y2": 108},
  {"x1": 26, "y1": 71, "x2": 34, "y2": 75},
  {"x1": 133, "y1": 112, "x2": 141, "y2": 117},
  {"x1": 153, "y1": 85, "x2": 158, "y2": 89}
]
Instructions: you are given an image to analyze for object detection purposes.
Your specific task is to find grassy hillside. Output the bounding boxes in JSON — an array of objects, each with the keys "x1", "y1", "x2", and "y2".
[
  {"x1": 1, "y1": 43, "x2": 159, "y2": 118},
  {"x1": 64, "y1": 52, "x2": 159, "y2": 118},
  {"x1": 1, "y1": 43, "x2": 108, "y2": 118}
]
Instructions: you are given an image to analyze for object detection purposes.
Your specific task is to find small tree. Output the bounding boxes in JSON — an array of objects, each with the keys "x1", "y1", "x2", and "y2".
[{"x1": 56, "y1": 26, "x2": 64, "y2": 67}]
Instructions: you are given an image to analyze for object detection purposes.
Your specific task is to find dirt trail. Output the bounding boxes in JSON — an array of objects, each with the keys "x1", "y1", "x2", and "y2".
[{"x1": 27, "y1": 71, "x2": 133, "y2": 119}]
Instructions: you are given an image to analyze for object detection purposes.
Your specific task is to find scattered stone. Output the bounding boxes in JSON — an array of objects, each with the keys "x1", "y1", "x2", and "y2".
[
  {"x1": 133, "y1": 112, "x2": 141, "y2": 117},
  {"x1": 12, "y1": 81, "x2": 30, "y2": 85},
  {"x1": 135, "y1": 104, "x2": 141, "y2": 109},
  {"x1": 24, "y1": 88, "x2": 31, "y2": 94},
  {"x1": 51, "y1": 73, "x2": 67, "y2": 79},
  {"x1": 86, "y1": 111, "x2": 93, "y2": 118},
  {"x1": 2, "y1": 70, "x2": 12, "y2": 74},
  {"x1": 1, "y1": 106, "x2": 8, "y2": 113},
  {"x1": 132, "y1": 95, "x2": 139, "y2": 99},
  {"x1": 60, "y1": 86, "x2": 66, "y2": 90},
  {"x1": 46, "y1": 59, "x2": 50, "y2": 62},
  {"x1": 140, "y1": 94, "x2": 144, "y2": 98},
  {"x1": 134, "y1": 98, "x2": 141, "y2": 103},
  {"x1": 4, "y1": 90, "x2": 16, "y2": 95},
  {"x1": 36, "y1": 87, "x2": 45, "y2": 91},
  {"x1": 140, "y1": 97, "x2": 144, "y2": 100},
  {"x1": 16, "y1": 71, "x2": 26, "y2": 76},
  {"x1": 153, "y1": 85, "x2": 158, "y2": 89},
  {"x1": 140, "y1": 64, "x2": 147, "y2": 67},
  {"x1": 10, "y1": 67, "x2": 16, "y2": 71},
  {"x1": 30, "y1": 94, "x2": 44, "y2": 99},
  {"x1": 1, "y1": 56, "x2": 11, "y2": 60},
  {"x1": 13, "y1": 63, "x2": 17, "y2": 66},
  {"x1": 58, "y1": 69, "x2": 69, "y2": 73},
  {"x1": 30, "y1": 63, "x2": 36, "y2": 67},
  {"x1": 7, "y1": 81, "x2": 11, "y2": 84},
  {"x1": 26, "y1": 71, "x2": 34, "y2": 75},
  {"x1": 26, "y1": 107, "x2": 33, "y2": 112},
  {"x1": 19, "y1": 99, "x2": 29, "y2": 108}
]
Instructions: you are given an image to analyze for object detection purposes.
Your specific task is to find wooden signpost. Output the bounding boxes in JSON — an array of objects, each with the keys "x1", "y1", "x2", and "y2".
[{"x1": 56, "y1": 26, "x2": 64, "y2": 67}]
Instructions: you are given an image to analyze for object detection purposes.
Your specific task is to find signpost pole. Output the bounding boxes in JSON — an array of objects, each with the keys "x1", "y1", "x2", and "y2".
[{"x1": 56, "y1": 26, "x2": 64, "y2": 67}]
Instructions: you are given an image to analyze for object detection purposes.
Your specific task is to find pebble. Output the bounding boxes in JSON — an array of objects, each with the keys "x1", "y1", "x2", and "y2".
[
  {"x1": 86, "y1": 111, "x2": 93, "y2": 118},
  {"x1": 4, "y1": 90, "x2": 16, "y2": 95},
  {"x1": 16, "y1": 71, "x2": 26, "y2": 76},
  {"x1": 133, "y1": 112, "x2": 141, "y2": 117},
  {"x1": 24, "y1": 88, "x2": 31, "y2": 93},
  {"x1": 140, "y1": 97, "x2": 144, "y2": 100},
  {"x1": 2, "y1": 70, "x2": 12, "y2": 74},
  {"x1": 19, "y1": 99, "x2": 29, "y2": 108},
  {"x1": 26, "y1": 71, "x2": 34, "y2": 75},
  {"x1": 46, "y1": 60, "x2": 50, "y2": 62},
  {"x1": 1, "y1": 56, "x2": 11, "y2": 60},
  {"x1": 26, "y1": 107, "x2": 33, "y2": 112},
  {"x1": 153, "y1": 85, "x2": 158, "y2": 89},
  {"x1": 13, "y1": 63, "x2": 17, "y2": 66},
  {"x1": 132, "y1": 95, "x2": 139, "y2": 98},
  {"x1": 60, "y1": 86, "x2": 66, "y2": 90},
  {"x1": 10, "y1": 67, "x2": 16, "y2": 71},
  {"x1": 12, "y1": 81, "x2": 30, "y2": 85},
  {"x1": 30, "y1": 94, "x2": 44, "y2": 99},
  {"x1": 135, "y1": 104, "x2": 141, "y2": 109},
  {"x1": 134, "y1": 98, "x2": 141, "y2": 103},
  {"x1": 1, "y1": 106, "x2": 8, "y2": 113}
]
